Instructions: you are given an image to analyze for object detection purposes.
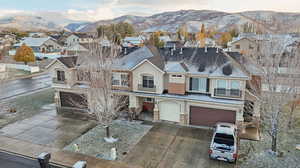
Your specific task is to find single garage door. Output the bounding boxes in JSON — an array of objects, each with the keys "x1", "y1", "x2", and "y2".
[
  {"x1": 60, "y1": 92, "x2": 88, "y2": 109},
  {"x1": 190, "y1": 106, "x2": 236, "y2": 127},
  {"x1": 159, "y1": 101, "x2": 180, "y2": 122}
]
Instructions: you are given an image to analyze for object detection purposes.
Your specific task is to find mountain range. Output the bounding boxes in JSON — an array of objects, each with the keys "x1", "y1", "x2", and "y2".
[{"x1": 1, "y1": 10, "x2": 300, "y2": 33}]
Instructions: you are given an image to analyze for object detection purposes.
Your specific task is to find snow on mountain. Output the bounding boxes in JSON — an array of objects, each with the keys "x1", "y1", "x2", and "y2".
[
  {"x1": 80, "y1": 10, "x2": 300, "y2": 33},
  {"x1": 1, "y1": 10, "x2": 300, "y2": 33},
  {"x1": 0, "y1": 11, "x2": 88, "y2": 31}
]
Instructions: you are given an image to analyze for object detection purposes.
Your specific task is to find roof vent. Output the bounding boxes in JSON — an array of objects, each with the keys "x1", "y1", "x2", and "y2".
[
  {"x1": 124, "y1": 47, "x2": 127, "y2": 55},
  {"x1": 180, "y1": 48, "x2": 183, "y2": 54},
  {"x1": 198, "y1": 63, "x2": 206, "y2": 72},
  {"x1": 222, "y1": 64, "x2": 233, "y2": 76},
  {"x1": 205, "y1": 46, "x2": 208, "y2": 53}
]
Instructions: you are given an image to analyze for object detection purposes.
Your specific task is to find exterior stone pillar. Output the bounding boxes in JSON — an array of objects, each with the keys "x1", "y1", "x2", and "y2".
[
  {"x1": 180, "y1": 114, "x2": 188, "y2": 125},
  {"x1": 153, "y1": 103, "x2": 159, "y2": 121},
  {"x1": 54, "y1": 91, "x2": 60, "y2": 107}
]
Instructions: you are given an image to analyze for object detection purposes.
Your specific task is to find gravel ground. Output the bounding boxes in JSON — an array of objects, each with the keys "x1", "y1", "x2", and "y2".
[
  {"x1": 63, "y1": 120, "x2": 153, "y2": 161},
  {"x1": 0, "y1": 89, "x2": 54, "y2": 128}
]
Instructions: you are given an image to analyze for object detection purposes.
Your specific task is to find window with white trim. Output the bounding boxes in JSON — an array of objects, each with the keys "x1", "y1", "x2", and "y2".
[
  {"x1": 144, "y1": 98, "x2": 154, "y2": 103},
  {"x1": 142, "y1": 75, "x2": 154, "y2": 88},
  {"x1": 112, "y1": 73, "x2": 129, "y2": 87},
  {"x1": 171, "y1": 74, "x2": 183, "y2": 78},
  {"x1": 190, "y1": 77, "x2": 208, "y2": 92}
]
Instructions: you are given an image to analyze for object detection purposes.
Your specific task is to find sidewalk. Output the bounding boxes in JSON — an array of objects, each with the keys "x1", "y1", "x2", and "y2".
[{"x1": 0, "y1": 136, "x2": 141, "y2": 168}]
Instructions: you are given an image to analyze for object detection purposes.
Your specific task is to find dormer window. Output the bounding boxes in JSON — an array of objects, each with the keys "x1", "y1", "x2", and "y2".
[{"x1": 57, "y1": 70, "x2": 65, "y2": 81}]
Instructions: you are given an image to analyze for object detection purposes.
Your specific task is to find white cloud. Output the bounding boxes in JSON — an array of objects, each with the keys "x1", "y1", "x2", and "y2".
[{"x1": 0, "y1": 10, "x2": 25, "y2": 17}]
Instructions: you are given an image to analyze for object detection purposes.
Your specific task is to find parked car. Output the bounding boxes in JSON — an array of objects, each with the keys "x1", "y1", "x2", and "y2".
[{"x1": 209, "y1": 123, "x2": 238, "y2": 163}]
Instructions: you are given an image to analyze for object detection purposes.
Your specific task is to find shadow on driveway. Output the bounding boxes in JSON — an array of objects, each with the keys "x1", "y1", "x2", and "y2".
[{"x1": 123, "y1": 122, "x2": 235, "y2": 168}]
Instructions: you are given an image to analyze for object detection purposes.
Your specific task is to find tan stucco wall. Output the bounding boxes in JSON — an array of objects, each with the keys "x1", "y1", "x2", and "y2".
[
  {"x1": 132, "y1": 61, "x2": 164, "y2": 94},
  {"x1": 230, "y1": 38, "x2": 257, "y2": 56},
  {"x1": 48, "y1": 61, "x2": 74, "y2": 87}
]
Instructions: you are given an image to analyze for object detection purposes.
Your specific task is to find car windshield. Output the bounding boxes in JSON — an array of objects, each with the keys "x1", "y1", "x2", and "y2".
[{"x1": 214, "y1": 133, "x2": 234, "y2": 146}]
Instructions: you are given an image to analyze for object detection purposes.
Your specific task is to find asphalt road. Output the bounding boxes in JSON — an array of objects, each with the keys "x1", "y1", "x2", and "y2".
[
  {"x1": 0, "y1": 74, "x2": 52, "y2": 100},
  {"x1": 0, "y1": 151, "x2": 65, "y2": 168}
]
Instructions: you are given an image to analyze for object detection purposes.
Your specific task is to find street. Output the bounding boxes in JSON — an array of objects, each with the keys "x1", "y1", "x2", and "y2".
[
  {"x1": 0, "y1": 74, "x2": 52, "y2": 100},
  {"x1": 0, "y1": 151, "x2": 65, "y2": 168}
]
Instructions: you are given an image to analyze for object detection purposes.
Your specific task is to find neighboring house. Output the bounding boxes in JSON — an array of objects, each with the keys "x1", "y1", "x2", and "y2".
[
  {"x1": 63, "y1": 43, "x2": 89, "y2": 56},
  {"x1": 65, "y1": 33, "x2": 94, "y2": 47},
  {"x1": 47, "y1": 46, "x2": 261, "y2": 134},
  {"x1": 159, "y1": 36, "x2": 172, "y2": 43},
  {"x1": 185, "y1": 38, "x2": 216, "y2": 48},
  {"x1": 228, "y1": 37, "x2": 258, "y2": 57},
  {"x1": 122, "y1": 36, "x2": 145, "y2": 47},
  {"x1": 14, "y1": 37, "x2": 62, "y2": 53},
  {"x1": 29, "y1": 32, "x2": 48, "y2": 38}
]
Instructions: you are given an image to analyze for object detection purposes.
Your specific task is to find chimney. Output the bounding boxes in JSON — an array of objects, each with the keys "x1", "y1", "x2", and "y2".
[
  {"x1": 171, "y1": 49, "x2": 174, "y2": 56},
  {"x1": 180, "y1": 48, "x2": 183, "y2": 54},
  {"x1": 205, "y1": 46, "x2": 207, "y2": 53},
  {"x1": 216, "y1": 47, "x2": 219, "y2": 53}
]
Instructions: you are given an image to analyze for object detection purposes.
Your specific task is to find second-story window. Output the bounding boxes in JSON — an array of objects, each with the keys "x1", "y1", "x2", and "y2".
[
  {"x1": 142, "y1": 75, "x2": 154, "y2": 88},
  {"x1": 57, "y1": 71, "x2": 65, "y2": 81},
  {"x1": 190, "y1": 77, "x2": 208, "y2": 93},
  {"x1": 112, "y1": 73, "x2": 129, "y2": 87},
  {"x1": 215, "y1": 80, "x2": 241, "y2": 97}
]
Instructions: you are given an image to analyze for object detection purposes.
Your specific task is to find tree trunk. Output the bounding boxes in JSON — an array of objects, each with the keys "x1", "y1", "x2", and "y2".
[
  {"x1": 271, "y1": 134, "x2": 277, "y2": 152},
  {"x1": 288, "y1": 103, "x2": 296, "y2": 129},
  {"x1": 106, "y1": 126, "x2": 110, "y2": 138}
]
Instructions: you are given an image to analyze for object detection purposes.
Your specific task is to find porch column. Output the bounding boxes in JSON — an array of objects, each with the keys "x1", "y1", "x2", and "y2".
[
  {"x1": 54, "y1": 91, "x2": 60, "y2": 107},
  {"x1": 153, "y1": 102, "x2": 159, "y2": 121},
  {"x1": 236, "y1": 108, "x2": 244, "y2": 132}
]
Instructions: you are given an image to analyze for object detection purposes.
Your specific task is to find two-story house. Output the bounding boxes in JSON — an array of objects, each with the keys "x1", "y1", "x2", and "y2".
[
  {"x1": 14, "y1": 37, "x2": 62, "y2": 53},
  {"x1": 65, "y1": 33, "x2": 94, "y2": 47},
  {"x1": 47, "y1": 46, "x2": 261, "y2": 133}
]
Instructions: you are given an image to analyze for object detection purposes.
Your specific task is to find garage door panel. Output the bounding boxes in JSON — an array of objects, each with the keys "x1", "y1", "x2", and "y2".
[
  {"x1": 60, "y1": 92, "x2": 88, "y2": 109},
  {"x1": 190, "y1": 106, "x2": 235, "y2": 127},
  {"x1": 159, "y1": 102, "x2": 180, "y2": 122}
]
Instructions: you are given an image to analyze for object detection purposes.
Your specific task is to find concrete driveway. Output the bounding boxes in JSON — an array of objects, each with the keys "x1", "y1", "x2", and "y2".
[
  {"x1": 123, "y1": 122, "x2": 234, "y2": 168},
  {"x1": 0, "y1": 105, "x2": 96, "y2": 149}
]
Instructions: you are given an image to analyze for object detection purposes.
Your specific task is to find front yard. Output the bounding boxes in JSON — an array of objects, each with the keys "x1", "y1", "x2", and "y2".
[
  {"x1": 237, "y1": 103, "x2": 300, "y2": 168},
  {"x1": 64, "y1": 120, "x2": 152, "y2": 160},
  {"x1": 0, "y1": 89, "x2": 54, "y2": 128}
]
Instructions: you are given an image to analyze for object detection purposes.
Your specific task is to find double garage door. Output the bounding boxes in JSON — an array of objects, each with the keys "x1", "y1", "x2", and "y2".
[
  {"x1": 60, "y1": 92, "x2": 88, "y2": 109},
  {"x1": 190, "y1": 106, "x2": 236, "y2": 127}
]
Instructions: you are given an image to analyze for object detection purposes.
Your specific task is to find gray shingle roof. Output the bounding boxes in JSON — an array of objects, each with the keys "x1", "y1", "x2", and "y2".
[{"x1": 57, "y1": 56, "x2": 78, "y2": 68}]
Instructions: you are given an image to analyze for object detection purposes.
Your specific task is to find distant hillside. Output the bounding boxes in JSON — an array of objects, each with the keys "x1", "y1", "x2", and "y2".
[
  {"x1": 1, "y1": 10, "x2": 300, "y2": 33},
  {"x1": 80, "y1": 10, "x2": 300, "y2": 34},
  {"x1": 0, "y1": 12, "x2": 88, "y2": 31}
]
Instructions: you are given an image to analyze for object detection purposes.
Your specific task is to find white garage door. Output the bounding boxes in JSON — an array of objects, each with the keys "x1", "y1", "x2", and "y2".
[{"x1": 159, "y1": 101, "x2": 180, "y2": 122}]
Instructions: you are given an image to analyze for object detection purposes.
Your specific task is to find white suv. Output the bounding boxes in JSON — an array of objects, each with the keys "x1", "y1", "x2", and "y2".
[{"x1": 209, "y1": 123, "x2": 238, "y2": 163}]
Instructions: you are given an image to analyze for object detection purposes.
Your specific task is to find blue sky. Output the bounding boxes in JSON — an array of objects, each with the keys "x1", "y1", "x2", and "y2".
[{"x1": 1, "y1": 0, "x2": 300, "y2": 21}]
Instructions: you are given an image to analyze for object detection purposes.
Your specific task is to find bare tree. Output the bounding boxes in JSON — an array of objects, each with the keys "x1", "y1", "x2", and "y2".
[
  {"x1": 252, "y1": 36, "x2": 300, "y2": 153},
  {"x1": 75, "y1": 40, "x2": 128, "y2": 143}
]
